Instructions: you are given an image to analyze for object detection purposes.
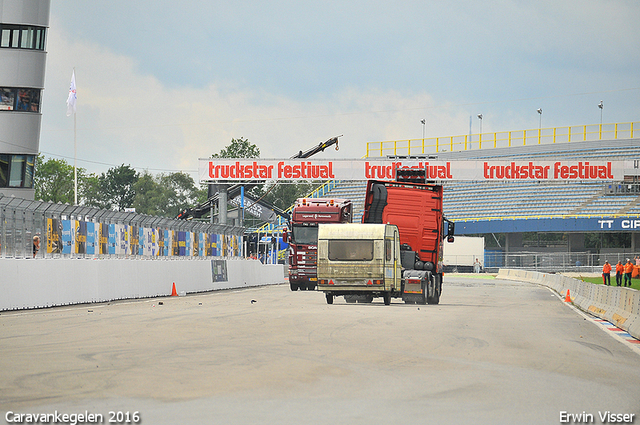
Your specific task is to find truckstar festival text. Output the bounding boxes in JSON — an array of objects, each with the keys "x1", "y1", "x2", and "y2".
[{"x1": 200, "y1": 159, "x2": 623, "y2": 182}]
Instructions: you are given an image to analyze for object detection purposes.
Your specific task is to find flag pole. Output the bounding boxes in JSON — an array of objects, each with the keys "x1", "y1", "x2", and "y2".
[
  {"x1": 74, "y1": 103, "x2": 77, "y2": 205},
  {"x1": 72, "y1": 67, "x2": 77, "y2": 205},
  {"x1": 67, "y1": 67, "x2": 78, "y2": 205}
]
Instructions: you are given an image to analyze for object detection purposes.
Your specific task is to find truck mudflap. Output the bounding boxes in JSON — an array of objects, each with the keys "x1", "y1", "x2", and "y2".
[
  {"x1": 402, "y1": 270, "x2": 430, "y2": 304},
  {"x1": 402, "y1": 270, "x2": 441, "y2": 305}
]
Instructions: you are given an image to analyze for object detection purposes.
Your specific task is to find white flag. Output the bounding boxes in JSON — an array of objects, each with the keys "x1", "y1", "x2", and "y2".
[{"x1": 66, "y1": 70, "x2": 77, "y2": 116}]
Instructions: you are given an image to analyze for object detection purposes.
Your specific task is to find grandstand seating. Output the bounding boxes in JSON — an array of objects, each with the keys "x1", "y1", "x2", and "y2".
[{"x1": 319, "y1": 138, "x2": 640, "y2": 223}]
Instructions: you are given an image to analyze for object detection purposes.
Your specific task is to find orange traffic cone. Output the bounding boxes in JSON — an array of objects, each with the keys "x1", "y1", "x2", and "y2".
[
  {"x1": 171, "y1": 282, "x2": 178, "y2": 297},
  {"x1": 564, "y1": 289, "x2": 571, "y2": 303}
]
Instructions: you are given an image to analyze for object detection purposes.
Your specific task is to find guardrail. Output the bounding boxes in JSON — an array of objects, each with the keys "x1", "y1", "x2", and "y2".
[
  {"x1": 366, "y1": 122, "x2": 639, "y2": 157},
  {"x1": 497, "y1": 268, "x2": 639, "y2": 340}
]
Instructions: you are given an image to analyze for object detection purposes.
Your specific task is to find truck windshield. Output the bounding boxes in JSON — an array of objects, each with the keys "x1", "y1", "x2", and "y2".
[
  {"x1": 328, "y1": 240, "x2": 374, "y2": 261},
  {"x1": 291, "y1": 225, "x2": 318, "y2": 245}
]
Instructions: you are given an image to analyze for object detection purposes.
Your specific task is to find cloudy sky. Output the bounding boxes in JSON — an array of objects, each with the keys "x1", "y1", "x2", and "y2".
[{"x1": 40, "y1": 0, "x2": 640, "y2": 180}]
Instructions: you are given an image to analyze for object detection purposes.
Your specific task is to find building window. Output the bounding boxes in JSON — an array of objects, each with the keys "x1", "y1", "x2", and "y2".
[
  {"x1": 0, "y1": 88, "x2": 41, "y2": 112},
  {"x1": 24, "y1": 155, "x2": 35, "y2": 187},
  {"x1": 0, "y1": 154, "x2": 35, "y2": 188},
  {"x1": 0, "y1": 155, "x2": 8, "y2": 187},
  {"x1": 0, "y1": 24, "x2": 46, "y2": 50},
  {"x1": 9, "y1": 155, "x2": 26, "y2": 187}
]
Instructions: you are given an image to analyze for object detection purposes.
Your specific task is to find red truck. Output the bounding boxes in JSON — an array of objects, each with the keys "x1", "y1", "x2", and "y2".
[
  {"x1": 317, "y1": 173, "x2": 454, "y2": 305},
  {"x1": 284, "y1": 198, "x2": 352, "y2": 291}
]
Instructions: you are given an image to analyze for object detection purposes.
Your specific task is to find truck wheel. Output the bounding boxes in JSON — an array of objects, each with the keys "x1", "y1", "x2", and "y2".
[
  {"x1": 326, "y1": 293, "x2": 334, "y2": 304},
  {"x1": 290, "y1": 282, "x2": 298, "y2": 291},
  {"x1": 383, "y1": 292, "x2": 391, "y2": 305}
]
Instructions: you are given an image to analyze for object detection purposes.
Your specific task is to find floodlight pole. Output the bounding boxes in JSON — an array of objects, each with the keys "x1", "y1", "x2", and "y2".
[
  {"x1": 598, "y1": 101, "x2": 604, "y2": 139},
  {"x1": 477, "y1": 114, "x2": 483, "y2": 149},
  {"x1": 537, "y1": 108, "x2": 542, "y2": 129},
  {"x1": 537, "y1": 108, "x2": 543, "y2": 144}
]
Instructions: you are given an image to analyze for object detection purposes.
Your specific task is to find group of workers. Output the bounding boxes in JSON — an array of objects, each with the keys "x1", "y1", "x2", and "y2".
[{"x1": 602, "y1": 258, "x2": 637, "y2": 287}]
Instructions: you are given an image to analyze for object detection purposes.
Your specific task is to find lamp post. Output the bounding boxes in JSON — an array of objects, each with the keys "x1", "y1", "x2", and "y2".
[
  {"x1": 421, "y1": 119, "x2": 426, "y2": 140},
  {"x1": 537, "y1": 108, "x2": 542, "y2": 129},
  {"x1": 477, "y1": 114, "x2": 483, "y2": 149},
  {"x1": 598, "y1": 101, "x2": 604, "y2": 138},
  {"x1": 537, "y1": 108, "x2": 543, "y2": 144}
]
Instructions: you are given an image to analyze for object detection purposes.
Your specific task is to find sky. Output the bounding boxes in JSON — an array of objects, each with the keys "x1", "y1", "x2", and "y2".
[{"x1": 40, "y1": 0, "x2": 640, "y2": 181}]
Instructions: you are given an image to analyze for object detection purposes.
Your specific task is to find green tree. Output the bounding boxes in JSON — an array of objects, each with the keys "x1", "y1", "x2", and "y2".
[
  {"x1": 81, "y1": 174, "x2": 109, "y2": 210},
  {"x1": 158, "y1": 172, "x2": 206, "y2": 217},
  {"x1": 100, "y1": 164, "x2": 139, "y2": 211},
  {"x1": 34, "y1": 156, "x2": 206, "y2": 217},
  {"x1": 211, "y1": 137, "x2": 264, "y2": 205},
  {"x1": 34, "y1": 154, "x2": 87, "y2": 204},
  {"x1": 133, "y1": 171, "x2": 206, "y2": 217},
  {"x1": 131, "y1": 172, "x2": 163, "y2": 216},
  {"x1": 212, "y1": 137, "x2": 260, "y2": 159}
]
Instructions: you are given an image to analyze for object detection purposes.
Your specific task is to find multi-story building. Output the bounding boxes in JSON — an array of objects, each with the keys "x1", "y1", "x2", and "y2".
[{"x1": 0, "y1": 0, "x2": 50, "y2": 200}]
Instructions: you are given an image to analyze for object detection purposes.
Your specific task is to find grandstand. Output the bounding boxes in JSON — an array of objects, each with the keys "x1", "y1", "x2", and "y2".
[
  {"x1": 323, "y1": 138, "x2": 640, "y2": 223},
  {"x1": 438, "y1": 138, "x2": 640, "y2": 221},
  {"x1": 255, "y1": 123, "x2": 640, "y2": 269}
]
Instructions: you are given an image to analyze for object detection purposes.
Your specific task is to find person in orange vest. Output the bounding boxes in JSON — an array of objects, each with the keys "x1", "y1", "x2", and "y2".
[
  {"x1": 615, "y1": 260, "x2": 624, "y2": 286},
  {"x1": 602, "y1": 261, "x2": 611, "y2": 286},
  {"x1": 623, "y1": 259, "x2": 634, "y2": 287}
]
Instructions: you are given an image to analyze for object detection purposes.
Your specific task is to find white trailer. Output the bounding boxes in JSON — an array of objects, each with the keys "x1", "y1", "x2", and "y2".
[{"x1": 442, "y1": 236, "x2": 484, "y2": 271}]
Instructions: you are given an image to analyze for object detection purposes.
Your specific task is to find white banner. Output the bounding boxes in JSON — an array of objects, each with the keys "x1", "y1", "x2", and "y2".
[{"x1": 198, "y1": 158, "x2": 625, "y2": 182}]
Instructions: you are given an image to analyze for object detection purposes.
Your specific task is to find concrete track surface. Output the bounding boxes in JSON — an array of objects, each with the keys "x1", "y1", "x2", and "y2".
[{"x1": 1, "y1": 276, "x2": 639, "y2": 425}]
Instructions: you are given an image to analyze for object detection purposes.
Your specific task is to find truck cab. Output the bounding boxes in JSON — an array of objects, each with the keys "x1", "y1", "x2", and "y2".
[{"x1": 286, "y1": 198, "x2": 351, "y2": 291}]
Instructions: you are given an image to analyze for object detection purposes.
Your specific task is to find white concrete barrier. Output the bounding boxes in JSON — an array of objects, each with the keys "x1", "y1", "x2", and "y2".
[
  {"x1": 0, "y1": 257, "x2": 286, "y2": 311},
  {"x1": 497, "y1": 268, "x2": 640, "y2": 340}
]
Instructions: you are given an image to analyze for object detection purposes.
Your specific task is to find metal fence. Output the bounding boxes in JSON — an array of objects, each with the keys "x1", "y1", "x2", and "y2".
[
  {"x1": 484, "y1": 251, "x2": 639, "y2": 273},
  {"x1": 0, "y1": 195, "x2": 245, "y2": 259}
]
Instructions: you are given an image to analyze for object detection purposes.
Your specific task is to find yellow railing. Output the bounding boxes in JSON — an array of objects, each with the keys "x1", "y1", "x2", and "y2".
[{"x1": 366, "y1": 122, "x2": 638, "y2": 157}]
